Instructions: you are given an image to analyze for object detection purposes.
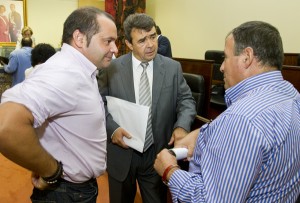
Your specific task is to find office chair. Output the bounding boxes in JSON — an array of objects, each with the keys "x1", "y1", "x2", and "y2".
[
  {"x1": 205, "y1": 50, "x2": 224, "y2": 82},
  {"x1": 204, "y1": 50, "x2": 226, "y2": 113},
  {"x1": 183, "y1": 72, "x2": 205, "y2": 116}
]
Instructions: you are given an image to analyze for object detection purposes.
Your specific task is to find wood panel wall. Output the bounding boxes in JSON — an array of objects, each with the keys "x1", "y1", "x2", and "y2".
[
  {"x1": 284, "y1": 53, "x2": 299, "y2": 66},
  {"x1": 282, "y1": 65, "x2": 300, "y2": 93}
]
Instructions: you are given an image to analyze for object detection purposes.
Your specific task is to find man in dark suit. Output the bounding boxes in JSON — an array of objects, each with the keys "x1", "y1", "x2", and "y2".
[
  {"x1": 98, "y1": 13, "x2": 196, "y2": 203},
  {"x1": 156, "y1": 25, "x2": 173, "y2": 58}
]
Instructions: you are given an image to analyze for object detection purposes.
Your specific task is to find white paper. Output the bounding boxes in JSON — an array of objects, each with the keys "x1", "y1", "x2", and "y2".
[
  {"x1": 169, "y1": 148, "x2": 188, "y2": 160},
  {"x1": 106, "y1": 96, "x2": 149, "y2": 152}
]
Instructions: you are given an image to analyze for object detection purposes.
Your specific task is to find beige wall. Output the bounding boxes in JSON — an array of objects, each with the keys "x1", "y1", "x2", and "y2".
[
  {"x1": 27, "y1": 0, "x2": 77, "y2": 48},
  {"x1": 147, "y1": 0, "x2": 300, "y2": 59},
  {"x1": 26, "y1": 0, "x2": 300, "y2": 59},
  {"x1": 78, "y1": 0, "x2": 105, "y2": 10}
]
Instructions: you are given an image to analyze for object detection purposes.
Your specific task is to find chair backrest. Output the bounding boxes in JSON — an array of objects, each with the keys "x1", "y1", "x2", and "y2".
[
  {"x1": 183, "y1": 72, "x2": 205, "y2": 116},
  {"x1": 204, "y1": 50, "x2": 227, "y2": 118},
  {"x1": 204, "y1": 50, "x2": 224, "y2": 81}
]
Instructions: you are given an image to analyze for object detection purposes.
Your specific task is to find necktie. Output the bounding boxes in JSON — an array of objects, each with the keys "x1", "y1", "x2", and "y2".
[{"x1": 139, "y1": 62, "x2": 153, "y2": 151}]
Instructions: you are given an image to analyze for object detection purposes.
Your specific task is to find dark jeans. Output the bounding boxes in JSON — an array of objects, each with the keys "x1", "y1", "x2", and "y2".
[{"x1": 30, "y1": 178, "x2": 98, "y2": 203}]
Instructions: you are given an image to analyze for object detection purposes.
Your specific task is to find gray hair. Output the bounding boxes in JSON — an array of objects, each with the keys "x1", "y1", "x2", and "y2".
[{"x1": 229, "y1": 21, "x2": 284, "y2": 70}]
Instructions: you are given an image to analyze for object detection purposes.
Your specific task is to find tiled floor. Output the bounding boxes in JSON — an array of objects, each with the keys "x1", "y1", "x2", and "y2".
[{"x1": 0, "y1": 154, "x2": 142, "y2": 203}]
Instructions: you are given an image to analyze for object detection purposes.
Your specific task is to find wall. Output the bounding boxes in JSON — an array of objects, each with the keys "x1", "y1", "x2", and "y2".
[
  {"x1": 27, "y1": 0, "x2": 78, "y2": 48},
  {"x1": 26, "y1": 0, "x2": 300, "y2": 58},
  {"x1": 78, "y1": 0, "x2": 105, "y2": 10},
  {"x1": 147, "y1": 0, "x2": 300, "y2": 59}
]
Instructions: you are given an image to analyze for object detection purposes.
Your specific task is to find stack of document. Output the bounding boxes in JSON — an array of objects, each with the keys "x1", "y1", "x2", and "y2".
[{"x1": 106, "y1": 96, "x2": 150, "y2": 152}]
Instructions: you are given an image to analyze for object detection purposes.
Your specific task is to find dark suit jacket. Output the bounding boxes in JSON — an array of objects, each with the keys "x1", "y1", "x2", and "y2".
[
  {"x1": 98, "y1": 53, "x2": 196, "y2": 181},
  {"x1": 158, "y1": 35, "x2": 172, "y2": 58}
]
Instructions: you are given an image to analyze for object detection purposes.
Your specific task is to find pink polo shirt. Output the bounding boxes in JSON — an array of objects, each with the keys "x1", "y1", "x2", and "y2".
[{"x1": 1, "y1": 44, "x2": 107, "y2": 183}]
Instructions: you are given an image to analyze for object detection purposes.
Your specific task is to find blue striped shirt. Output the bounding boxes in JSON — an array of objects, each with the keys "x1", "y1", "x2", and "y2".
[{"x1": 169, "y1": 71, "x2": 300, "y2": 202}]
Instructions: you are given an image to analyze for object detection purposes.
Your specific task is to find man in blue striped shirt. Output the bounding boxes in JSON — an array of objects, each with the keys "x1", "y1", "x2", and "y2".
[{"x1": 154, "y1": 21, "x2": 300, "y2": 202}]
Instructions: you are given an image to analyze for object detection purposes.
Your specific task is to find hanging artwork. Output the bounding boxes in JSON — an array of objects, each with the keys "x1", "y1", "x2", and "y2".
[
  {"x1": 0, "y1": 0, "x2": 27, "y2": 46},
  {"x1": 105, "y1": 0, "x2": 146, "y2": 56}
]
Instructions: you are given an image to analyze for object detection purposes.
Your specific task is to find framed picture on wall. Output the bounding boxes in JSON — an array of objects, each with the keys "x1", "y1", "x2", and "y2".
[{"x1": 0, "y1": 0, "x2": 27, "y2": 46}]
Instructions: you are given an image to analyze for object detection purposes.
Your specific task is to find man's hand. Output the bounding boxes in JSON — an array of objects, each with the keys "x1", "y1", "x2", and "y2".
[
  {"x1": 31, "y1": 172, "x2": 52, "y2": 190},
  {"x1": 168, "y1": 127, "x2": 188, "y2": 146},
  {"x1": 154, "y1": 149, "x2": 178, "y2": 177},
  {"x1": 173, "y1": 128, "x2": 200, "y2": 160},
  {"x1": 111, "y1": 128, "x2": 132, "y2": 149}
]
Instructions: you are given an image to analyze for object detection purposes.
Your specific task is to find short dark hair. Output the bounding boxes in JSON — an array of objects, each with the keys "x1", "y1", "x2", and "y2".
[
  {"x1": 230, "y1": 21, "x2": 284, "y2": 70},
  {"x1": 123, "y1": 13, "x2": 156, "y2": 43},
  {"x1": 31, "y1": 43, "x2": 56, "y2": 67},
  {"x1": 21, "y1": 37, "x2": 33, "y2": 47},
  {"x1": 62, "y1": 6, "x2": 114, "y2": 47},
  {"x1": 155, "y1": 25, "x2": 161, "y2": 35}
]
